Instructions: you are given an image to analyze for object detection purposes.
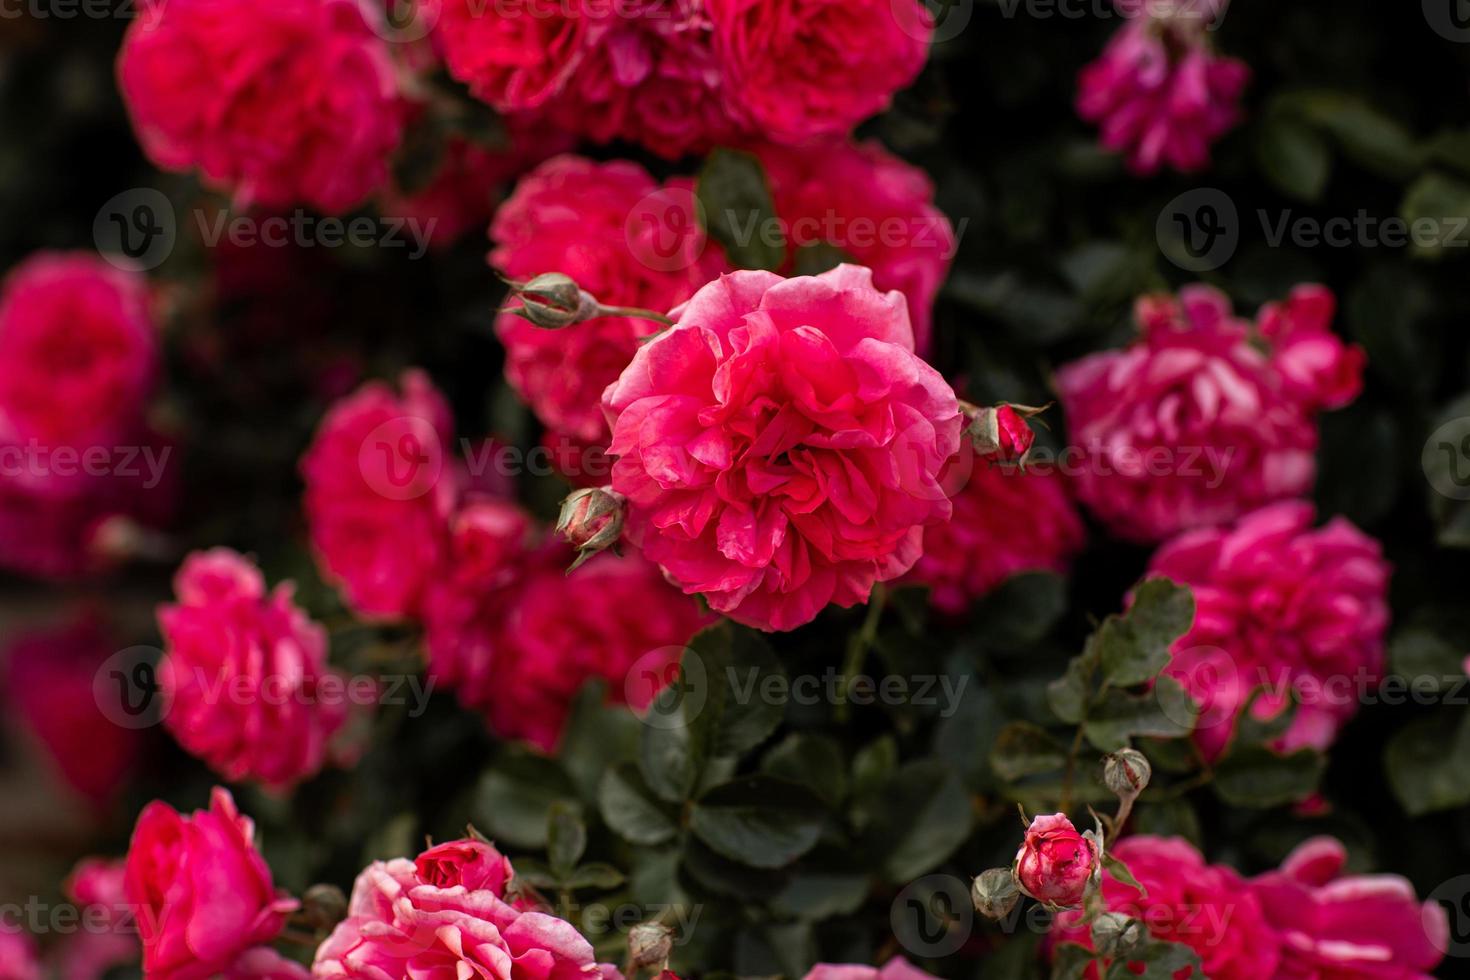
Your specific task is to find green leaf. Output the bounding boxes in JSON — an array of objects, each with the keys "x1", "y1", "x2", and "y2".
[
  {"x1": 509, "y1": 858, "x2": 559, "y2": 890},
  {"x1": 991, "y1": 722, "x2": 1068, "y2": 782},
  {"x1": 599, "y1": 763, "x2": 679, "y2": 846},
  {"x1": 560, "y1": 681, "x2": 641, "y2": 801},
  {"x1": 1097, "y1": 579, "x2": 1195, "y2": 688},
  {"x1": 1100, "y1": 852, "x2": 1146, "y2": 899},
  {"x1": 1050, "y1": 942, "x2": 1098, "y2": 980},
  {"x1": 546, "y1": 802, "x2": 587, "y2": 878},
  {"x1": 771, "y1": 873, "x2": 871, "y2": 920},
  {"x1": 565, "y1": 862, "x2": 626, "y2": 890},
  {"x1": 639, "y1": 680, "x2": 703, "y2": 804},
  {"x1": 688, "y1": 775, "x2": 826, "y2": 869},
  {"x1": 1257, "y1": 108, "x2": 1332, "y2": 202},
  {"x1": 1082, "y1": 676, "x2": 1197, "y2": 751},
  {"x1": 762, "y1": 734, "x2": 846, "y2": 808},
  {"x1": 972, "y1": 572, "x2": 1069, "y2": 649},
  {"x1": 1214, "y1": 746, "x2": 1325, "y2": 807},
  {"x1": 473, "y1": 754, "x2": 578, "y2": 849},
  {"x1": 1117, "y1": 939, "x2": 1203, "y2": 980},
  {"x1": 1400, "y1": 172, "x2": 1470, "y2": 258},
  {"x1": 1385, "y1": 710, "x2": 1470, "y2": 816},
  {"x1": 865, "y1": 760, "x2": 974, "y2": 881},
  {"x1": 697, "y1": 149, "x2": 786, "y2": 271},
  {"x1": 1047, "y1": 654, "x2": 1095, "y2": 725},
  {"x1": 1390, "y1": 628, "x2": 1468, "y2": 694},
  {"x1": 1281, "y1": 90, "x2": 1422, "y2": 179}
]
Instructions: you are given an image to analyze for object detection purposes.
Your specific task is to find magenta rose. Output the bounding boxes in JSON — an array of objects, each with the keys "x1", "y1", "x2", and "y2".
[
  {"x1": 158, "y1": 548, "x2": 354, "y2": 789},
  {"x1": 803, "y1": 959, "x2": 938, "y2": 980},
  {"x1": 313, "y1": 842, "x2": 621, "y2": 979},
  {"x1": 1015, "y1": 813, "x2": 1098, "y2": 908},
  {"x1": 1248, "y1": 837, "x2": 1448, "y2": 979},
  {"x1": 1257, "y1": 284, "x2": 1366, "y2": 413},
  {"x1": 57, "y1": 859, "x2": 139, "y2": 980},
  {"x1": 0, "y1": 927, "x2": 41, "y2": 980},
  {"x1": 123, "y1": 787, "x2": 305, "y2": 979},
  {"x1": 1076, "y1": 3, "x2": 1249, "y2": 175},
  {"x1": 3, "y1": 614, "x2": 141, "y2": 806},
  {"x1": 491, "y1": 155, "x2": 727, "y2": 445},
  {"x1": 904, "y1": 460, "x2": 1084, "y2": 616},
  {"x1": 1052, "y1": 835, "x2": 1280, "y2": 980},
  {"x1": 1056, "y1": 284, "x2": 1357, "y2": 542},
  {"x1": 429, "y1": 0, "x2": 603, "y2": 112},
  {"x1": 707, "y1": 0, "x2": 932, "y2": 144},
  {"x1": 1148, "y1": 500, "x2": 1390, "y2": 761},
  {"x1": 414, "y1": 839, "x2": 516, "y2": 897},
  {"x1": 301, "y1": 369, "x2": 458, "y2": 620},
  {"x1": 756, "y1": 140, "x2": 956, "y2": 356},
  {"x1": 118, "y1": 0, "x2": 404, "y2": 212},
  {"x1": 602, "y1": 265, "x2": 962, "y2": 631}
]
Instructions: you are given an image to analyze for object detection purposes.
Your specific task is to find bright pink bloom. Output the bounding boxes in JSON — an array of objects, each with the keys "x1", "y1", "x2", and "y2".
[
  {"x1": 1148, "y1": 500, "x2": 1391, "y2": 761},
  {"x1": 425, "y1": 501, "x2": 707, "y2": 751},
  {"x1": 905, "y1": 461, "x2": 1084, "y2": 615},
  {"x1": 707, "y1": 0, "x2": 932, "y2": 144},
  {"x1": 1256, "y1": 284, "x2": 1366, "y2": 413},
  {"x1": 993, "y1": 406, "x2": 1037, "y2": 462},
  {"x1": 491, "y1": 155, "x2": 726, "y2": 444},
  {"x1": 803, "y1": 959, "x2": 939, "y2": 980},
  {"x1": 1076, "y1": 4, "x2": 1249, "y2": 175},
  {"x1": 301, "y1": 369, "x2": 458, "y2": 620},
  {"x1": 3, "y1": 614, "x2": 141, "y2": 806},
  {"x1": 429, "y1": 0, "x2": 600, "y2": 112},
  {"x1": 756, "y1": 140, "x2": 955, "y2": 355},
  {"x1": 1056, "y1": 284, "x2": 1342, "y2": 542},
  {"x1": 0, "y1": 928, "x2": 41, "y2": 980},
  {"x1": 1248, "y1": 837, "x2": 1448, "y2": 979},
  {"x1": 123, "y1": 787, "x2": 303, "y2": 979},
  {"x1": 158, "y1": 548, "x2": 353, "y2": 790},
  {"x1": 1015, "y1": 813, "x2": 1097, "y2": 907},
  {"x1": 603, "y1": 265, "x2": 962, "y2": 631},
  {"x1": 414, "y1": 839, "x2": 515, "y2": 896},
  {"x1": 57, "y1": 859, "x2": 138, "y2": 980},
  {"x1": 0, "y1": 252, "x2": 156, "y2": 451},
  {"x1": 1054, "y1": 835, "x2": 1280, "y2": 980},
  {"x1": 313, "y1": 844, "x2": 620, "y2": 979},
  {"x1": 118, "y1": 0, "x2": 404, "y2": 212}
]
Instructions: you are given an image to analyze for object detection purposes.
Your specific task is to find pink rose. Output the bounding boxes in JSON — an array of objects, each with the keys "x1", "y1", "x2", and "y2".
[
  {"x1": 491, "y1": 155, "x2": 727, "y2": 444},
  {"x1": 602, "y1": 265, "x2": 962, "y2": 631},
  {"x1": 429, "y1": 0, "x2": 602, "y2": 112},
  {"x1": 118, "y1": 0, "x2": 404, "y2": 212},
  {"x1": 313, "y1": 844, "x2": 620, "y2": 979},
  {"x1": 414, "y1": 839, "x2": 516, "y2": 896},
  {"x1": 1076, "y1": 6, "x2": 1249, "y2": 174},
  {"x1": 0, "y1": 252, "x2": 155, "y2": 451},
  {"x1": 1256, "y1": 284, "x2": 1365, "y2": 413},
  {"x1": 1057, "y1": 284, "x2": 1328, "y2": 542},
  {"x1": 158, "y1": 548, "x2": 353, "y2": 789},
  {"x1": 123, "y1": 787, "x2": 304, "y2": 979},
  {"x1": 57, "y1": 859, "x2": 139, "y2": 980},
  {"x1": 708, "y1": 0, "x2": 932, "y2": 144},
  {"x1": 301, "y1": 369, "x2": 458, "y2": 620},
  {"x1": 1248, "y1": 837, "x2": 1448, "y2": 979},
  {"x1": 904, "y1": 460, "x2": 1084, "y2": 616},
  {"x1": 0, "y1": 928, "x2": 41, "y2": 980},
  {"x1": 1053, "y1": 835, "x2": 1280, "y2": 980},
  {"x1": 803, "y1": 958, "x2": 939, "y2": 980},
  {"x1": 756, "y1": 140, "x2": 955, "y2": 356},
  {"x1": 1015, "y1": 813, "x2": 1097, "y2": 907},
  {"x1": 1148, "y1": 500, "x2": 1390, "y2": 761},
  {"x1": 2, "y1": 614, "x2": 142, "y2": 806}
]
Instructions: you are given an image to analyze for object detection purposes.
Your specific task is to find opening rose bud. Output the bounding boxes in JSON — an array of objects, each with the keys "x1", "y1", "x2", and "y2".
[
  {"x1": 965, "y1": 403, "x2": 1044, "y2": 462},
  {"x1": 1014, "y1": 813, "x2": 1099, "y2": 908},
  {"x1": 556, "y1": 487, "x2": 627, "y2": 570}
]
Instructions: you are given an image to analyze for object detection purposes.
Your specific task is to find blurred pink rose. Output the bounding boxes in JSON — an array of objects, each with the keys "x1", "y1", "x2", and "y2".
[
  {"x1": 1053, "y1": 835, "x2": 1281, "y2": 980},
  {"x1": 756, "y1": 140, "x2": 955, "y2": 356},
  {"x1": 56, "y1": 859, "x2": 139, "y2": 980},
  {"x1": 1257, "y1": 284, "x2": 1366, "y2": 413},
  {"x1": 118, "y1": 0, "x2": 404, "y2": 212},
  {"x1": 3, "y1": 614, "x2": 142, "y2": 807},
  {"x1": 707, "y1": 0, "x2": 932, "y2": 144},
  {"x1": 124, "y1": 787, "x2": 303, "y2": 979},
  {"x1": 904, "y1": 460, "x2": 1084, "y2": 615},
  {"x1": 301, "y1": 369, "x2": 458, "y2": 620},
  {"x1": 1015, "y1": 813, "x2": 1097, "y2": 907},
  {"x1": 491, "y1": 155, "x2": 727, "y2": 444},
  {"x1": 158, "y1": 548, "x2": 353, "y2": 789},
  {"x1": 1076, "y1": 5, "x2": 1249, "y2": 174},
  {"x1": 603, "y1": 265, "x2": 962, "y2": 631},
  {"x1": 1248, "y1": 837, "x2": 1448, "y2": 979},
  {"x1": 1149, "y1": 500, "x2": 1390, "y2": 760},
  {"x1": 803, "y1": 958, "x2": 938, "y2": 980},
  {"x1": 429, "y1": 0, "x2": 602, "y2": 112},
  {"x1": 1057, "y1": 284, "x2": 1336, "y2": 542},
  {"x1": 0, "y1": 927, "x2": 42, "y2": 980},
  {"x1": 313, "y1": 846, "x2": 620, "y2": 979}
]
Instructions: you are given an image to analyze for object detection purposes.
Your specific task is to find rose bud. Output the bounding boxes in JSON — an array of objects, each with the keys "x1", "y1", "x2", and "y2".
[
  {"x1": 299, "y1": 883, "x2": 348, "y2": 931},
  {"x1": 971, "y1": 867, "x2": 1021, "y2": 920},
  {"x1": 502, "y1": 272, "x2": 600, "y2": 329},
  {"x1": 1014, "y1": 813, "x2": 1099, "y2": 908},
  {"x1": 557, "y1": 487, "x2": 627, "y2": 570},
  {"x1": 1091, "y1": 911, "x2": 1148, "y2": 959},
  {"x1": 1103, "y1": 748, "x2": 1151, "y2": 801},
  {"x1": 628, "y1": 921, "x2": 674, "y2": 972},
  {"x1": 966, "y1": 403, "x2": 1043, "y2": 462}
]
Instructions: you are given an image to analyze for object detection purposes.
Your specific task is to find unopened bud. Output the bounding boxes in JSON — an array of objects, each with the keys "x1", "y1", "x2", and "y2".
[
  {"x1": 504, "y1": 272, "x2": 600, "y2": 329},
  {"x1": 299, "y1": 883, "x2": 348, "y2": 931},
  {"x1": 971, "y1": 867, "x2": 1021, "y2": 920},
  {"x1": 1103, "y1": 748, "x2": 1151, "y2": 800},
  {"x1": 965, "y1": 403, "x2": 1045, "y2": 462},
  {"x1": 628, "y1": 921, "x2": 673, "y2": 971},
  {"x1": 556, "y1": 487, "x2": 626, "y2": 570},
  {"x1": 1090, "y1": 911, "x2": 1148, "y2": 959}
]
